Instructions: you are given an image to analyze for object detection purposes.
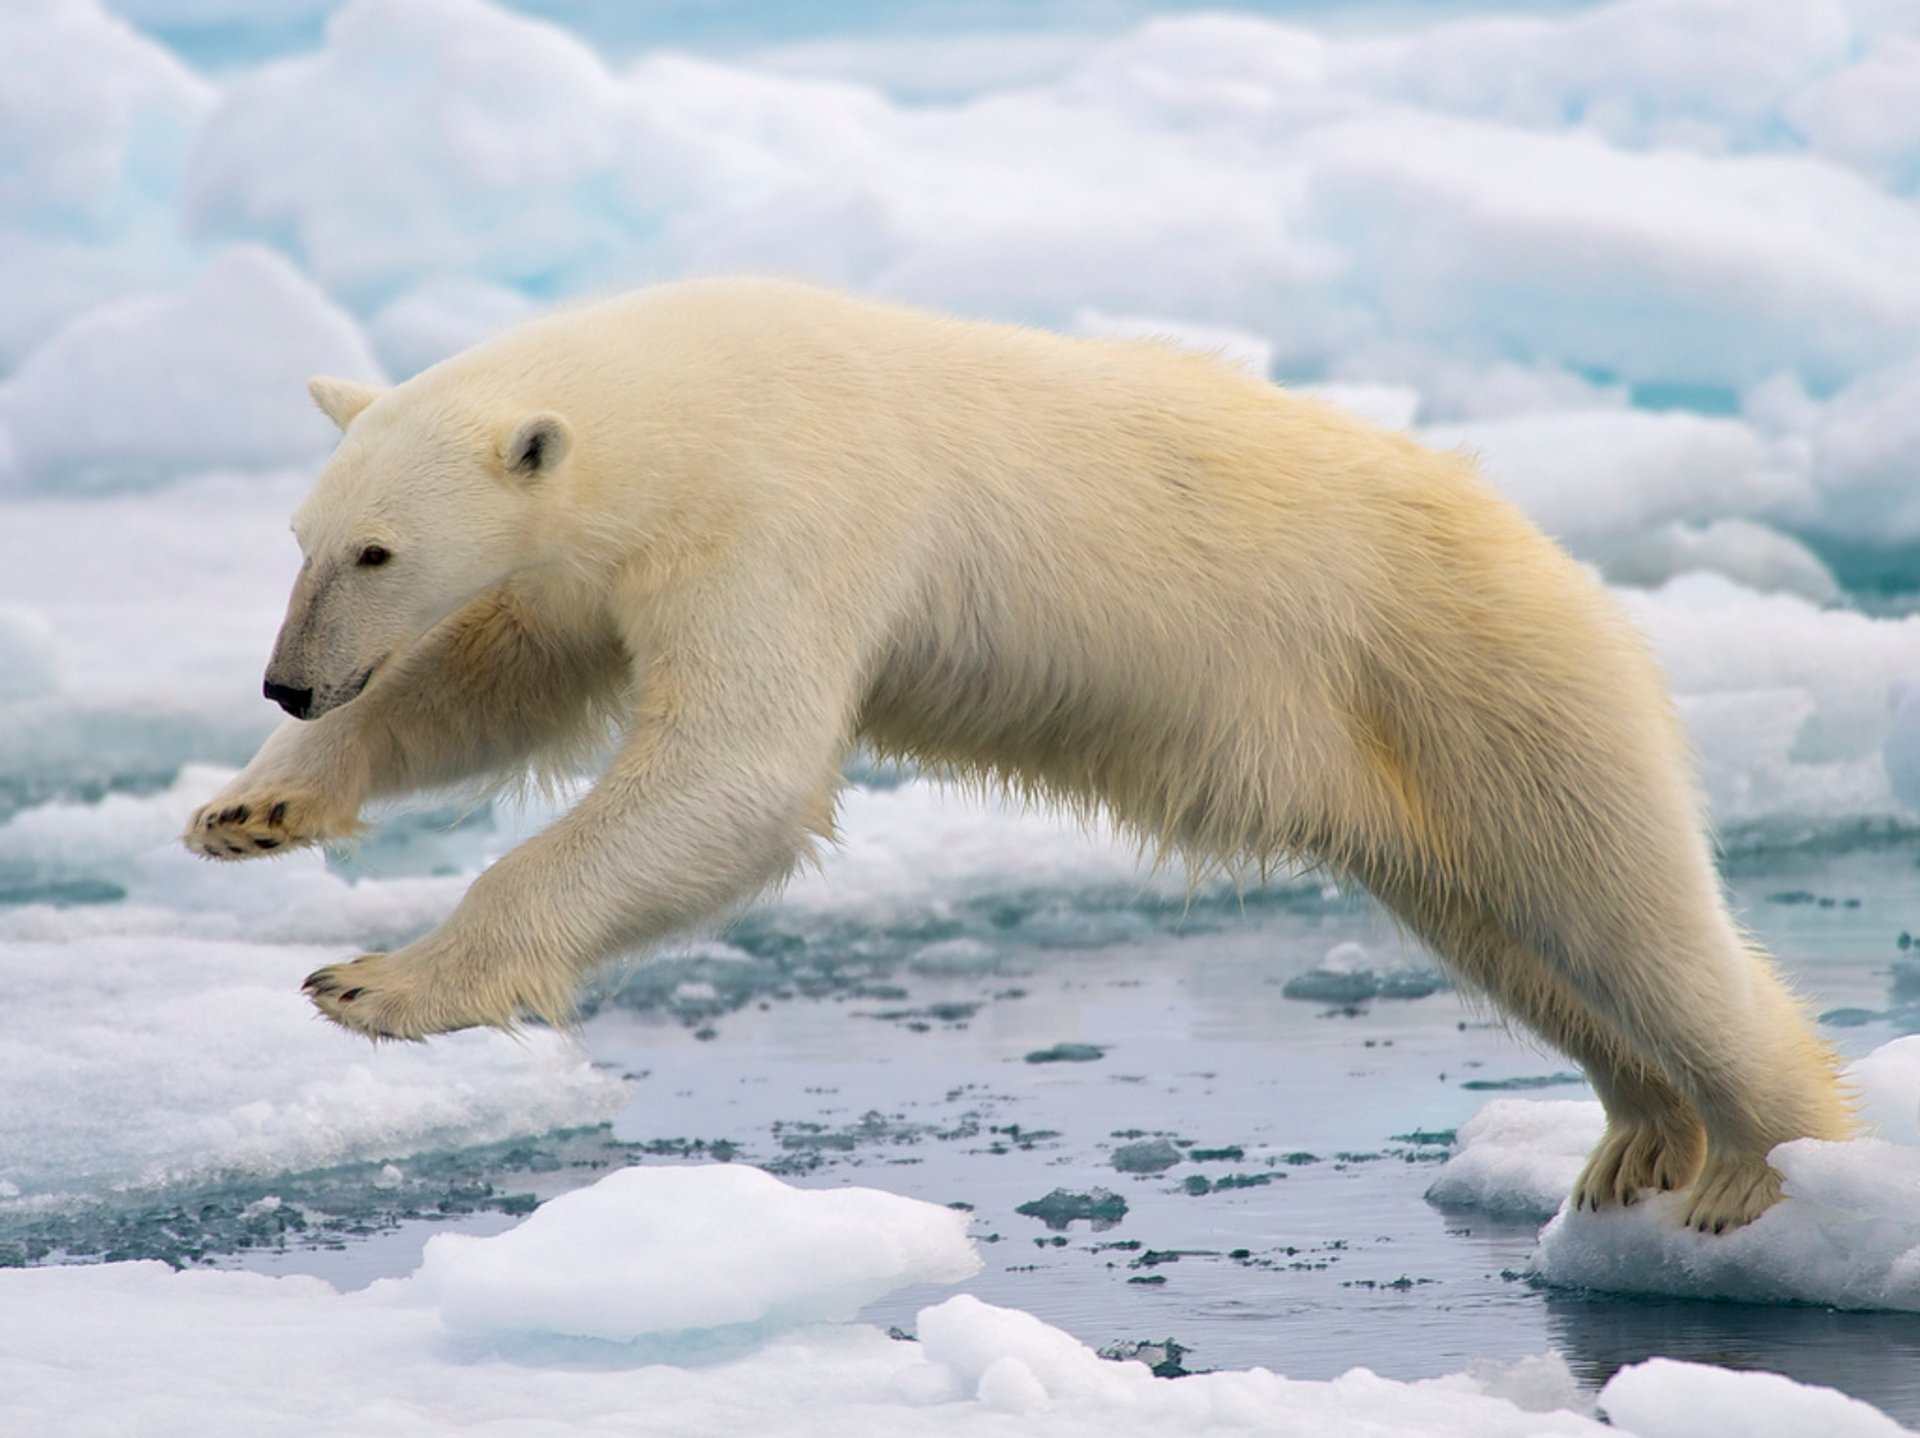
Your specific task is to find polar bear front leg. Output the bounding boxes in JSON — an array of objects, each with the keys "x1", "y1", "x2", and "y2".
[
  {"x1": 302, "y1": 578, "x2": 855, "y2": 1039},
  {"x1": 186, "y1": 589, "x2": 624, "y2": 863},
  {"x1": 185, "y1": 714, "x2": 372, "y2": 860}
]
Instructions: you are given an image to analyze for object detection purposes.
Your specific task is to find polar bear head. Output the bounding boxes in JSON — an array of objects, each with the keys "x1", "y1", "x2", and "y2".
[{"x1": 263, "y1": 375, "x2": 573, "y2": 720}]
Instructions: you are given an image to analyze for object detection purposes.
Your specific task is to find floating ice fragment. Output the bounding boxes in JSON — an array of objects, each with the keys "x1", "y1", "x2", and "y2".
[
  {"x1": 1425, "y1": 1099, "x2": 1605, "y2": 1220},
  {"x1": 1013, "y1": 1187, "x2": 1128, "y2": 1230},
  {"x1": 1600, "y1": 1356, "x2": 1915, "y2": 1438},
  {"x1": 418, "y1": 1163, "x2": 980, "y2": 1341},
  {"x1": 0, "y1": 245, "x2": 383, "y2": 492},
  {"x1": 1111, "y1": 1139, "x2": 1183, "y2": 1174},
  {"x1": 1433, "y1": 1039, "x2": 1920, "y2": 1311},
  {"x1": 1282, "y1": 940, "x2": 1448, "y2": 1003},
  {"x1": 1024, "y1": 1042, "x2": 1107, "y2": 1064}
]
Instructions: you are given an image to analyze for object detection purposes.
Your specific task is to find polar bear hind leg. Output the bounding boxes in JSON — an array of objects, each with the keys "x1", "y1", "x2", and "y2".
[{"x1": 1361, "y1": 846, "x2": 1848, "y2": 1231}]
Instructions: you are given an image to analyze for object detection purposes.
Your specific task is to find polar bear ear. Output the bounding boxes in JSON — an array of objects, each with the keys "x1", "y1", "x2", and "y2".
[
  {"x1": 307, "y1": 376, "x2": 384, "y2": 431},
  {"x1": 501, "y1": 412, "x2": 573, "y2": 483}
]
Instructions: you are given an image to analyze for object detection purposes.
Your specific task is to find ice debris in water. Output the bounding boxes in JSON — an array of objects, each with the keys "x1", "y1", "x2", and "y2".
[
  {"x1": 1428, "y1": 1037, "x2": 1920, "y2": 1312},
  {"x1": 1111, "y1": 1139, "x2": 1184, "y2": 1174},
  {"x1": 1023, "y1": 1042, "x2": 1107, "y2": 1063},
  {"x1": 1014, "y1": 1188, "x2": 1129, "y2": 1231},
  {"x1": 1281, "y1": 941, "x2": 1449, "y2": 1004}
]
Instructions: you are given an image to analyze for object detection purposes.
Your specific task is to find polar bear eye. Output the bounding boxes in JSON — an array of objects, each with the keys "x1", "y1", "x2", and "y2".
[{"x1": 357, "y1": 544, "x2": 393, "y2": 568}]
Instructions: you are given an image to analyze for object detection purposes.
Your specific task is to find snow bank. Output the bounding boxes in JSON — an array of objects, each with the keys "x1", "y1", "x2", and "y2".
[
  {"x1": 1600, "y1": 1357, "x2": 1916, "y2": 1438},
  {"x1": 419, "y1": 1164, "x2": 980, "y2": 1340},
  {"x1": 1420, "y1": 409, "x2": 1808, "y2": 547},
  {"x1": 186, "y1": 0, "x2": 631, "y2": 308},
  {"x1": 0, "y1": 792, "x2": 622, "y2": 1201},
  {"x1": 0, "y1": 246, "x2": 383, "y2": 491},
  {"x1": 0, "y1": 606, "x2": 58, "y2": 703},
  {"x1": 0, "y1": 925, "x2": 622, "y2": 1204},
  {"x1": 0, "y1": 0, "x2": 211, "y2": 366},
  {"x1": 1428, "y1": 1037, "x2": 1920, "y2": 1313},
  {"x1": 4, "y1": 1160, "x2": 1912, "y2": 1436},
  {"x1": 1621, "y1": 575, "x2": 1920, "y2": 843},
  {"x1": 1424, "y1": 1100, "x2": 1605, "y2": 1220}
]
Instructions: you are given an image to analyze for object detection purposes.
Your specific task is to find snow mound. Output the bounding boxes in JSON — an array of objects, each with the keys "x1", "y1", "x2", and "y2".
[
  {"x1": 1, "y1": 246, "x2": 382, "y2": 491},
  {"x1": 1429, "y1": 1038, "x2": 1920, "y2": 1311},
  {"x1": 1598, "y1": 519, "x2": 1841, "y2": 605},
  {"x1": 419, "y1": 1163, "x2": 981, "y2": 1341},
  {"x1": 1535, "y1": 1137, "x2": 1920, "y2": 1310},
  {"x1": 0, "y1": 0, "x2": 211, "y2": 366},
  {"x1": 0, "y1": 605, "x2": 58, "y2": 702},
  {"x1": 1601, "y1": 1356, "x2": 1915, "y2": 1438},
  {"x1": 1424, "y1": 1100, "x2": 1605, "y2": 1220},
  {"x1": 1620, "y1": 575, "x2": 1920, "y2": 843},
  {"x1": 1419, "y1": 408, "x2": 1807, "y2": 547},
  {"x1": 186, "y1": 0, "x2": 629, "y2": 308}
]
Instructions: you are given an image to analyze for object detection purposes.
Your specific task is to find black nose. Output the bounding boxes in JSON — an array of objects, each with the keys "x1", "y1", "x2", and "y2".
[{"x1": 264, "y1": 679, "x2": 314, "y2": 719}]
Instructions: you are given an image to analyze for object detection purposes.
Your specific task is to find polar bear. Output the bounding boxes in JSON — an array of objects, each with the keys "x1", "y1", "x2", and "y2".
[{"x1": 184, "y1": 278, "x2": 1850, "y2": 1231}]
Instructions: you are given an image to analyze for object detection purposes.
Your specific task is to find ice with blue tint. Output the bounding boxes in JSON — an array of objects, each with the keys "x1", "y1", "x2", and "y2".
[{"x1": 6, "y1": 0, "x2": 1920, "y2": 1432}]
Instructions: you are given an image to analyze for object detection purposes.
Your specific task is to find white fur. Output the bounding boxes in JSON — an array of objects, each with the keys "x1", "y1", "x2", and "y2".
[{"x1": 185, "y1": 279, "x2": 1851, "y2": 1230}]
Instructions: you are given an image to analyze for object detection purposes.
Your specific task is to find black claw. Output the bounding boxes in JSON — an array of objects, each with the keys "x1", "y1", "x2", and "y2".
[
  {"x1": 268, "y1": 802, "x2": 288, "y2": 825},
  {"x1": 223, "y1": 843, "x2": 245, "y2": 855},
  {"x1": 303, "y1": 972, "x2": 336, "y2": 996},
  {"x1": 232, "y1": 805, "x2": 251, "y2": 822},
  {"x1": 338, "y1": 987, "x2": 363, "y2": 1003},
  {"x1": 255, "y1": 838, "x2": 279, "y2": 850}
]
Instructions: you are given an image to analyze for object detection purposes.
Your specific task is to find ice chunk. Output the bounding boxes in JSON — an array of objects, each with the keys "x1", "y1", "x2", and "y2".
[
  {"x1": 1071, "y1": 306, "x2": 1273, "y2": 378},
  {"x1": 1419, "y1": 409, "x2": 1808, "y2": 548},
  {"x1": 1788, "y1": 38, "x2": 1920, "y2": 193},
  {"x1": 1886, "y1": 672, "x2": 1920, "y2": 816},
  {"x1": 1282, "y1": 939, "x2": 1448, "y2": 1004},
  {"x1": 1424, "y1": 1099, "x2": 1604, "y2": 1220},
  {"x1": 0, "y1": 0, "x2": 211, "y2": 229},
  {"x1": 1434, "y1": 1039, "x2": 1920, "y2": 1312},
  {"x1": 366, "y1": 278, "x2": 535, "y2": 379},
  {"x1": 417, "y1": 1163, "x2": 980, "y2": 1340},
  {"x1": 1299, "y1": 381, "x2": 1422, "y2": 431},
  {"x1": 0, "y1": 0, "x2": 213, "y2": 363},
  {"x1": 1800, "y1": 357, "x2": 1920, "y2": 543},
  {"x1": 1598, "y1": 519, "x2": 1841, "y2": 604},
  {"x1": 1347, "y1": 1, "x2": 1853, "y2": 153},
  {"x1": 186, "y1": 0, "x2": 630, "y2": 307},
  {"x1": 0, "y1": 605, "x2": 58, "y2": 702},
  {"x1": 1, "y1": 246, "x2": 383, "y2": 491},
  {"x1": 1620, "y1": 574, "x2": 1920, "y2": 842},
  {"x1": 1601, "y1": 1356, "x2": 1915, "y2": 1438},
  {"x1": 1533, "y1": 1138, "x2": 1920, "y2": 1310}
]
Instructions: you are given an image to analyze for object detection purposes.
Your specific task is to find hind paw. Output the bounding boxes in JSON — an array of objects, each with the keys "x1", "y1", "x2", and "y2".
[
  {"x1": 1679, "y1": 1153, "x2": 1784, "y2": 1233},
  {"x1": 1573, "y1": 1115, "x2": 1706, "y2": 1212}
]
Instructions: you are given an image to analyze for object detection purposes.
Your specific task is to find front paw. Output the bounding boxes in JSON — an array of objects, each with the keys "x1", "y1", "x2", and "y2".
[
  {"x1": 183, "y1": 789, "x2": 352, "y2": 861},
  {"x1": 304, "y1": 946, "x2": 576, "y2": 1041},
  {"x1": 304, "y1": 954, "x2": 435, "y2": 1040}
]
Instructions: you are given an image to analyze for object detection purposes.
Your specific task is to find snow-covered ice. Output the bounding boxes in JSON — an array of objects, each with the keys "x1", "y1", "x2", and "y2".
[{"x1": 1429, "y1": 1037, "x2": 1920, "y2": 1313}]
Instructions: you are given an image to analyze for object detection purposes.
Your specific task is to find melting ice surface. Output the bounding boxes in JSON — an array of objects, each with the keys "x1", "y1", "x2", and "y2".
[{"x1": 7, "y1": 0, "x2": 1920, "y2": 1432}]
